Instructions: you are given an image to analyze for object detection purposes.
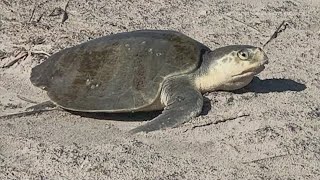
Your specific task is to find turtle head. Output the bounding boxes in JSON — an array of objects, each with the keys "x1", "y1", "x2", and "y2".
[{"x1": 194, "y1": 45, "x2": 268, "y2": 92}]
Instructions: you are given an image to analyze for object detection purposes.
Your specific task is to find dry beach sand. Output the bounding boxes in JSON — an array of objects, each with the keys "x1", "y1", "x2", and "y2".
[{"x1": 0, "y1": 0, "x2": 319, "y2": 179}]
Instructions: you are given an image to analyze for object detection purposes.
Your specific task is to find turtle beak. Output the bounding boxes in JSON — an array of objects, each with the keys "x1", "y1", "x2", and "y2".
[
  {"x1": 262, "y1": 54, "x2": 269, "y2": 65},
  {"x1": 258, "y1": 47, "x2": 269, "y2": 65}
]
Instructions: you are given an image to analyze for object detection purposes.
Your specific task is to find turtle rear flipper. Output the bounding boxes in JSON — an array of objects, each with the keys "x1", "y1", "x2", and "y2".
[
  {"x1": 26, "y1": 101, "x2": 57, "y2": 111},
  {"x1": 129, "y1": 78, "x2": 203, "y2": 134},
  {"x1": 0, "y1": 101, "x2": 58, "y2": 119}
]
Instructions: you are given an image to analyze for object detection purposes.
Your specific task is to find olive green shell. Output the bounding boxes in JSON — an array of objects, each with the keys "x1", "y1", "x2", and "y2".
[{"x1": 30, "y1": 30, "x2": 209, "y2": 112}]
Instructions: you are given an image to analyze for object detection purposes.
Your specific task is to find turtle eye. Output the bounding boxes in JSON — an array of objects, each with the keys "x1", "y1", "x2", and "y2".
[{"x1": 237, "y1": 49, "x2": 249, "y2": 60}]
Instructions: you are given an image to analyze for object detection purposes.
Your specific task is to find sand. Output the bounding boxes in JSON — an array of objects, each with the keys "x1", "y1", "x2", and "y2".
[{"x1": 0, "y1": 0, "x2": 319, "y2": 179}]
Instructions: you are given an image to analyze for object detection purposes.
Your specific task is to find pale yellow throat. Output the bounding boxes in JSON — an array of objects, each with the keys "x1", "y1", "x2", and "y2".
[{"x1": 194, "y1": 59, "x2": 255, "y2": 92}]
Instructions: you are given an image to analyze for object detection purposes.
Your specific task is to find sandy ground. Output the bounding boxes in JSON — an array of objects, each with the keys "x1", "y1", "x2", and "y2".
[{"x1": 0, "y1": 0, "x2": 319, "y2": 179}]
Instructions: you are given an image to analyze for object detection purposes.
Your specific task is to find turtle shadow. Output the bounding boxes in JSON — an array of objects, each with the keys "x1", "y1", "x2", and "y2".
[
  {"x1": 200, "y1": 96, "x2": 212, "y2": 116},
  {"x1": 68, "y1": 110, "x2": 162, "y2": 122},
  {"x1": 234, "y1": 77, "x2": 307, "y2": 94},
  {"x1": 67, "y1": 97, "x2": 212, "y2": 121}
]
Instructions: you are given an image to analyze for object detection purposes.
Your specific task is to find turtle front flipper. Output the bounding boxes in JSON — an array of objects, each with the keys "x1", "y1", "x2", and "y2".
[
  {"x1": 26, "y1": 101, "x2": 57, "y2": 111},
  {"x1": 129, "y1": 78, "x2": 203, "y2": 134}
]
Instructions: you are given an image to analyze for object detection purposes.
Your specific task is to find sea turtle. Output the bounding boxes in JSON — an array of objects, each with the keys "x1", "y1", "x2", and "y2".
[{"x1": 30, "y1": 30, "x2": 269, "y2": 133}]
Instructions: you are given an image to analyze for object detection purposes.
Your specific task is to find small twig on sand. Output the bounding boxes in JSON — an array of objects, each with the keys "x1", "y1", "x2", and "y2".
[
  {"x1": 0, "y1": 50, "x2": 50, "y2": 68},
  {"x1": 62, "y1": 0, "x2": 70, "y2": 24},
  {"x1": 242, "y1": 153, "x2": 291, "y2": 164},
  {"x1": 0, "y1": 51, "x2": 28, "y2": 68},
  {"x1": 29, "y1": 0, "x2": 50, "y2": 23},
  {"x1": 36, "y1": 12, "x2": 46, "y2": 23},
  {"x1": 263, "y1": 20, "x2": 289, "y2": 48},
  {"x1": 191, "y1": 114, "x2": 250, "y2": 130},
  {"x1": 17, "y1": 95, "x2": 39, "y2": 104},
  {"x1": 49, "y1": 7, "x2": 64, "y2": 17},
  {"x1": 31, "y1": 51, "x2": 51, "y2": 57},
  {"x1": 226, "y1": 16, "x2": 261, "y2": 33},
  {"x1": 0, "y1": 108, "x2": 60, "y2": 119},
  {"x1": 29, "y1": 3, "x2": 37, "y2": 22}
]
